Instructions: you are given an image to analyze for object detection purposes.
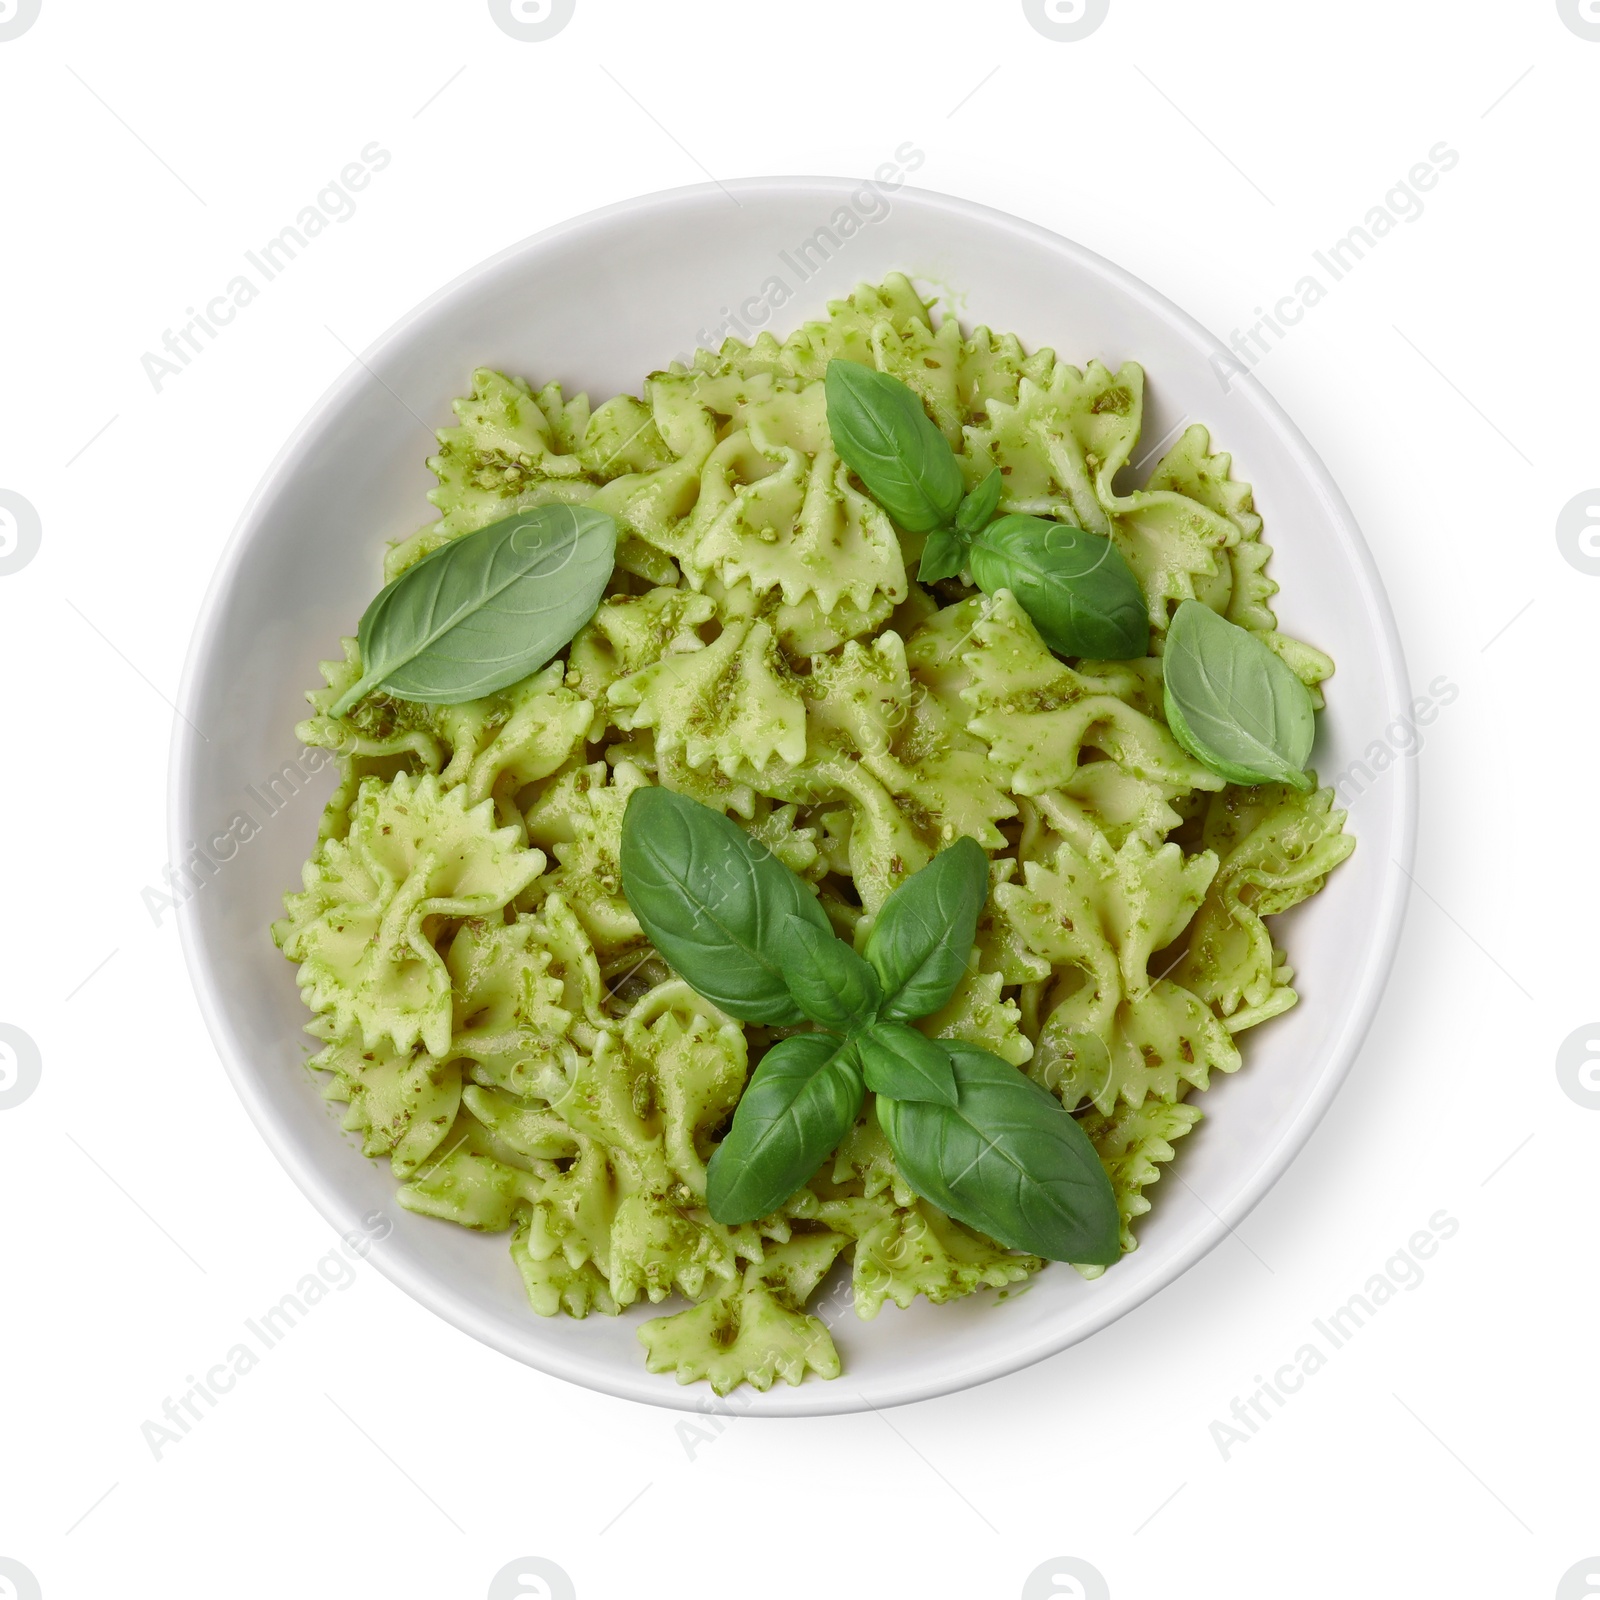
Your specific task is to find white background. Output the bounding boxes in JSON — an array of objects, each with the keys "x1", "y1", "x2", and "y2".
[{"x1": 1, "y1": 2, "x2": 1594, "y2": 1596}]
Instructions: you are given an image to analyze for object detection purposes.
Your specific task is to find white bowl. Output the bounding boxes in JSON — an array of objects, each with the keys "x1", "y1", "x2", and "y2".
[{"x1": 172, "y1": 179, "x2": 1414, "y2": 1415}]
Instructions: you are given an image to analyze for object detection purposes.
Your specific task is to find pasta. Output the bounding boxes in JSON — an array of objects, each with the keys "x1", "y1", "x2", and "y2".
[{"x1": 273, "y1": 274, "x2": 1354, "y2": 1393}]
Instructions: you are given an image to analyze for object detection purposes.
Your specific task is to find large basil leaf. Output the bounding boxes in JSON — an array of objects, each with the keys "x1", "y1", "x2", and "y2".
[
  {"x1": 783, "y1": 915, "x2": 882, "y2": 1031},
  {"x1": 878, "y1": 1041, "x2": 1121, "y2": 1264},
  {"x1": 331, "y1": 503, "x2": 616, "y2": 715},
  {"x1": 705, "y1": 1033, "x2": 864, "y2": 1224},
  {"x1": 824, "y1": 360, "x2": 964, "y2": 534},
  {"x1": 1162, "y1": 599, "x2": 1315, "y2": 790},
  {"x1": 620, "y1": 788, "x2": 832, "y2": 1024},
  {"x1": 863, "y1": 837, "x2": 989, "y2": 1021},
  {"x1": 857, "y1": 1021, "x2": 957, "y2": 1106},
  {"x1": 967, "y1": 514, "x2": 1147, "y2": 660}
]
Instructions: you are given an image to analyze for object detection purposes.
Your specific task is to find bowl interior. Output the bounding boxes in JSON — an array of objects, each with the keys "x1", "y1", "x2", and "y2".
[{"x1": 173, "y1": 179, "x2": 1412, "y2": 1415}]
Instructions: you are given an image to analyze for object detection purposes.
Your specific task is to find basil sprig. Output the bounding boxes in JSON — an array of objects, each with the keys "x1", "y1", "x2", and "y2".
[
  {"x1": 1163, "y1": 600, "x2": 1316, "y2": 790},
  {"x1": 619, "y1": 790, "x2": 1120, "y2": 1264},
  {"x1": 824, "y1": 359, "x2": 1146, "y2": 660},
  {"x1": 330, "y1": 503, "x2": 617, "y2": 716}
]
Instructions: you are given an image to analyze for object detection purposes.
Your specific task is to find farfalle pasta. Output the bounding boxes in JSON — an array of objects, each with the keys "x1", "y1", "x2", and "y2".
[{"x1": 273, "y1": 275, "x2": 1353, "y2": 1393}]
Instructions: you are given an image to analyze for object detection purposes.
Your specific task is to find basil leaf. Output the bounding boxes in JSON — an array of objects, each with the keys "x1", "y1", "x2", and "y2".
[
  {"x1": 878, "y1": 1042, "x2": 1120, "y2": 1264},
  {"x1": 824, "y1": 360, "x2": 964, "y2": 534},
  {"x1": 331, "y1": 503, "x2": 616, "y2": 715},
  {"x1": 917, "y1": 527, "x2": 969, "y2": 584},
  {"x1": 967, "y1": 514, "x2": 1147, "y2": 660},
  {"x1": 783, "y1": 915, "x2": 882, "y2": 1032},
  {"x1": 620, "y1": 788, "x2": 832, "y2": 1024},
  {"x1": 705, "y1": 1033, "x2": 864, "y2": 1224},
  {"x1": 857, "y1": 1021, "x2": 958, "y2": 1106},
  {"x1": 863, "y1": 837, "x2": 989, "y2": 1021},
  {"x1": 954, "y1": 467, "x2": 1003, "y2": 536},
  {"x1": 1162, "y1": 599, "x2": 1315, "y2": 790}
]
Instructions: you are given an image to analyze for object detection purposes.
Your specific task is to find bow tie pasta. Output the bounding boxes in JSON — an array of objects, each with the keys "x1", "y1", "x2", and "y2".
[{"x1": 273, "y1": 274, "x2": 1352, "y2": 1393}]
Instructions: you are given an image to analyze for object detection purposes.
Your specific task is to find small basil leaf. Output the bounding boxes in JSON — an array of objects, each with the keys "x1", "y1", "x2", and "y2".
[
  {"x1": 878, "y1": 1041, "x2": 1120, "y2": 1264},
  {"x1": 917, "y1": 527, "x2": 969, "y2": 584},
  {"x1": 824, "y1": 359, "x2": 964, "y2": 534},
  {"x1": 954, "y1": 467, "x2": 1003, "y2": 536},
  {"x1": 858, "y1": 1021, "x2": 958, "y2": 1106},
  {"x1": 967, "y1": 514, "x2": 1147, "y2": 660},
  {"x1": 705, "y1": 1033, "x2": 865, "y2": 1224},
  {"x1": 1162, "y1": 599, "x2": 1315, "y2": 790},
  {"x1": 783, "y1": 915, "x2": 883, "y2": 1032},
  {"x1": 620, "y1": 788, "x2": 833, "y2": 1025},
  {"x1": 863, "y1": 836, "x2": 989, "y2": 1022},
  {"x1": 332, "y1": 503, "x2": 617, "y2": 715}
]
